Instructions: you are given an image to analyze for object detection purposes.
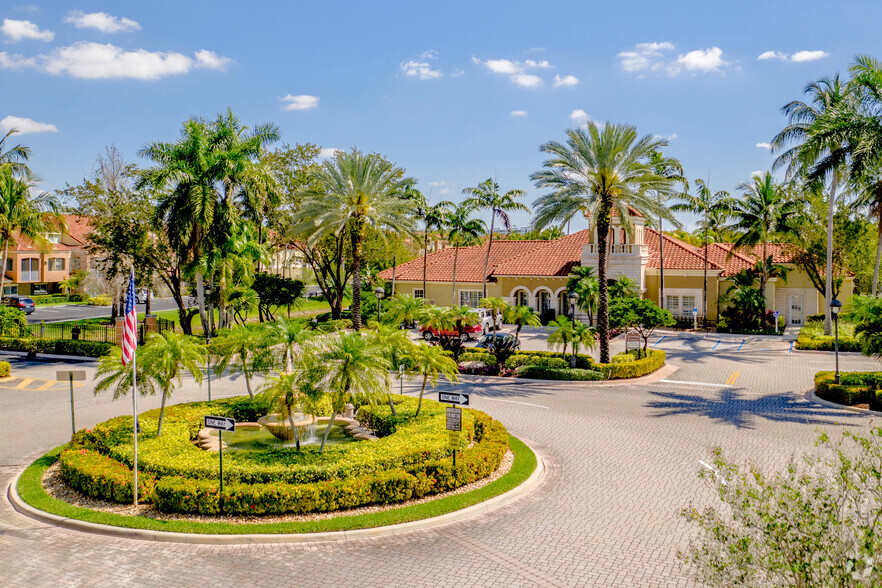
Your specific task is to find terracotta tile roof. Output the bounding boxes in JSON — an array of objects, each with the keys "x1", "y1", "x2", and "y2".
[
  {"x1": 493, "y1": 230, "x2": 592, "y2": 276},
  {"x1": 644, "y1": 229, "x2": 722, "y2": 272},
  {"x1": 377, "y1": 240, "x2": 544, "y2": 282},
  {"x1": 62, "y1": 215, "x2": 92, "y2": 247},
  {"x1": 700, "y1": 243, "x2": 798, "y2": 276}
]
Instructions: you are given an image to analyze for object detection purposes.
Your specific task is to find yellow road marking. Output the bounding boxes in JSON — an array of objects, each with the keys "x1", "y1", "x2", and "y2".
[
  {"x1": 37, "y1": 381, "x2": 55, "y2": 390},
  {"x1": 15, "y1": 378, "x2": 34, "y2": 389},
  {"x1": 725, "y1": 372, "x2": 740, "y2": 386}
]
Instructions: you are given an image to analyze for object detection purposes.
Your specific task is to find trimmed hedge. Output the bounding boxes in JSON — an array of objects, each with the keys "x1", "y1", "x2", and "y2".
[
  {"x1": 796, "y1": 334, "x2": 862, "y2": 352},
  {"x1": 815, "y1": 371, "x2": 882, "y2": 407},
  {"x1": 0, "y1": 337, "x2": 114, "y2": 357},
  {"x1": 594, "y1": 349, "x2": 665, "y2": 379},
  {"x1": 504, "y1": 355, "x2": 569, "y2": 370},
  {"x1": 59, "y1": 448, "x2": 157, "y2": 503},
  {"x1": 513, "y1": 349, "x2": 594, "y2": 370},
  {"x1": 32, "y1": 294, "x2": 73, "y2": 305},
  {"x1": 517, "y1": 366, "x2": 604, "y2": 381},
  {"x1": 459, "y1": 351, "x2": 494, "y2": 364},
  {"x1": 0, "y1": 361, "x2": 10, "y2": 377}
]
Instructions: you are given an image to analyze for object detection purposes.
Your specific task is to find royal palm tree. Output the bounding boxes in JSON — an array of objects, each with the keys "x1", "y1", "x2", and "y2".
[
  {"x1": 566, "y1": 266, "x2": 599, "y2": 325},
  {"x1": 212, "y1": 324, "x2": 275, "y2": 398},
  {"x1": 510, "y1": 305, "x2": 541, "y2": 341},
  {"x1": 267, "y1": 317, "x2": 314, "y2": 372},
  {"x1": 139, "y1": 332, "x2": 205, "y2": 436},
  {"x1": 405, "y1": 187, "x2": 452, "y2": 298},
  {"x1": 530, "y1": 123, "x2": 674, "y2": 362},
  {"x1": 771, "y1": 75, "x2": 851, "y2": 333},
  {"x1": 648, "y1": 152, "x2": 688, "y2": 312},
  {"x1": 729, "y1": 172, "x2": 800, "y2": 318},
  {"x1": 409, "y1": 343, "x2": 459, "y2": 417},
  {"x1": 293, "y1": 149, "x2": 415, "y2": 329},
  {"x1": 672, "y1": 178, "x2": 732, "y2": 319},
  {"x1": 461, "y1": 179, "x2": 529, "y2": 298},
  {"x1": 0, "y1": 129, "x2": 33, "y2": 179},
  {"x1": 445, "y1": 205, "x2": 486, "y2": 305},
  {"x1": 0, "y1": 166, "x2": 64, "y2": 297}
]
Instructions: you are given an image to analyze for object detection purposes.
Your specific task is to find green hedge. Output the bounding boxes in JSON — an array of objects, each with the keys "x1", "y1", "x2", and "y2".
[
  {"x1": 0, "y1": 361, "x2": 9, "y2": 377},
  {"x1": 504, "y1": 355, "x2": 569, "y2": 370},
  {"x1": 0, "y1": 337, "x2": 114, "y2": 357},
  {"x1": 458, "y1": 351, "x2": 493, "y2": 364},
  {"x1": 796, "y1": 334, "x2": 862, "y2": 352},
  {"x1": 458, "y1": 349, "x2": 593, "y2": 370},
  {"x1": 59, "y1": 448, "x2": 157, "y2": 503},
  {"x1": 513, "y1": 350, "x2": 594, "y2": 369},
  {"x1": 815, "y1": 371, "x2": 882, "y2": 407},
  {"x1": 32, "y1": 294, "x2": 71, "y2": 305},
  {"x1": 517, "y1": 365, "x2": 604, "y2": 381},
  {"x1": 594, "y1": 350, "x2": 665, "y2": 379}
]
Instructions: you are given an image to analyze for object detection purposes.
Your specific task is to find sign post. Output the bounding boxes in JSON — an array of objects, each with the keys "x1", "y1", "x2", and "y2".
[
  {"x1": 441, "y1": 393, "x2": 469, "y2": 467},
  {"x1": 57, "y1": 370, "x2": 87, "y2": 436},
  {"x1": 204, "y1": 415, "x2": 235, "y2": 512},
  {"x1": 439, "y1": 392, "x2": 469, "y2": 406},
  {"x1": 692, "y1": 307, "x2": 698, "y2": 330},
  {"x1": 774, "y1": 310, "x2": 779, "y2": 334}
]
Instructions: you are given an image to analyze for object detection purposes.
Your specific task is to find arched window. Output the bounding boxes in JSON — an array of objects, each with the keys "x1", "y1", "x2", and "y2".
[{"x1": 513, "y1": 289, "x2": 529, "y2": 307}]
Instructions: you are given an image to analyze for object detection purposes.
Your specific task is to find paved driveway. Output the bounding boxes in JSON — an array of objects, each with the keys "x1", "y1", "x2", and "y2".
[{"x1": 0, "y1": 345, "x2": 879, "y2": 587}]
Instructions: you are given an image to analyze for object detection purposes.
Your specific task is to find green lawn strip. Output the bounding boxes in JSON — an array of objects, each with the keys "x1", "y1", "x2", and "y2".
[{"x1": 17, "y1": 435, "x2": 535, "y2": 535}]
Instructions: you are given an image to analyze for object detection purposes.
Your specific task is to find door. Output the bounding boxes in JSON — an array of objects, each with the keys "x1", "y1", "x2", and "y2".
[{"x1": 789, "y1": 295, "x2": 804, "y2": 326}]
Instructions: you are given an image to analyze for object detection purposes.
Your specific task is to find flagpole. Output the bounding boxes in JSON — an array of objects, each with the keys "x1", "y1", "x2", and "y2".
[{"x1": 130, "y1": 266, "x2": 139, "y2": 507}]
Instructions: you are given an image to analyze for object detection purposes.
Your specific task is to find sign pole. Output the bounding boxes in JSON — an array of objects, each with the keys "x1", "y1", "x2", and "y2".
[
  {"x1": 68, "y1": 372, "x2": 75, "y2": 436},
  {"x1": 450, "y1": 403, "x2": 456, "y2": 468},
  {"x1": 218, "y1": 429, "x2": 224, "y2": 514}
]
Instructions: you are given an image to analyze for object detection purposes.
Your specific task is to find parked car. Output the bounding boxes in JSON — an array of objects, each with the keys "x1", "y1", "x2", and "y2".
[
  {"x1": 2, "y1": 295, "x2": 35, "y2": 314},
  {"x1": 474, "y1": 307, "x2": 504, "y2": 334},
  {"x1": 135, "y1": 289, "x2": 153, "y2": 304},
  {"x1": 420, "y1": 321, "x2": 483, "y2": 342},
  {"x1": 475, "y1": 333, "x2": 520, "y2": 351}
]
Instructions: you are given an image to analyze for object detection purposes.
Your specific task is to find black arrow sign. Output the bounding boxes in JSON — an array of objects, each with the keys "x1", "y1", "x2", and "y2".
[
  {"x1": 439, "y1": 392, "x2": 469, "y2": 406},
  {"x1": 204, "y1": 415, "x2": 236, "y2": 432}
]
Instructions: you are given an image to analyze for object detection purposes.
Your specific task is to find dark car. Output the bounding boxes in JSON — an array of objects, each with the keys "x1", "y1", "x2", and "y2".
[
  {"x1": 3, "y1": 295, "x2": 35, "y2": 315},
  {"x1": 475, "y1": 333, "x2": 520, "y2": 350}
]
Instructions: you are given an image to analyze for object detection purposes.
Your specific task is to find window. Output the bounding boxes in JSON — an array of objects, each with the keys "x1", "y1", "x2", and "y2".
[
  {"x1": 459, "y1": 290, "x2": 480, "y2": 308},
  {"x1": 48, "y1": 258, "x2": 65, "y2": 271},
  {"x1": 413, "y1": 289, "x2": 424, "y2": 299},
  {"x1": 4, "y1": 259, "x2": 10, "y2": 272},
  {"x1": 682, "y1": 296, "x2": 696, "y2": 313},
  {"x1": 514, "y1": 290, "x2": 529, "y2": 307},
  {"x1": 44, "y1": 233, "x2": 61, "y2": 244},
  {"x1": 33, "y1": 284, "x2": 48, "y2": 295},
  {"x1": 666, "y1": 295, "x2": 680, "y2": 314},
  {"x1": 666, "y1": 289, "x2": 703, "y2": 316},
  {"x1": 71, "y1": 256, "x2": 82, "y2": 270},
  {"x1": 3, "y1": 285, "x2": 17, "y2": 295},
  {"x1": 20, "y1": 258, "x2": 39, "y2": 282},
  {"x1": 539, "y1": 291, "x2": 551, "y2": 312}
]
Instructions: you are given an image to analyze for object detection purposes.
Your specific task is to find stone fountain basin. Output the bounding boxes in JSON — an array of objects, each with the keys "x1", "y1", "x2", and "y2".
[{"x1": 257, "y1": 413, "x2": 318, "y2": 441}]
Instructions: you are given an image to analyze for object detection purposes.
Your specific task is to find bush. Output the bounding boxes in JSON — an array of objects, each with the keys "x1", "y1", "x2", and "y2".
[
  {"x1": 32, "y1": 294, "x2": 70, "y2": 305},
  {"x1": 0, "y1": 337, "x2": 114, "y2": 358},
  {"x1": 814, "y1": 371, "x2": 882, "y2": 407},
  {"x1": 610, "y1": 352, "x2": 637, "y2": 364},
  {"x1": 796, "y1": 335, "x2": 863, "y2": 352},
  {"x1": 594, "y1": 350, "x2": 665, "y2": 379},
  {"x1": 87, "y1": 295, "x2": 112, "y2": 306},
  {"x1": 458, "y1": 351, "x2": 494, "y2": 364},
  {"x1": 60, "y1": 448, "x2": 156, "y2": 504},
  {"x1": 68, "y1": 293, "x2": 89, "y2": 303},
  {"x1": 517, "y1": 365, "x2": 604, "y2": 380},
  {"x1": 504, "y1": 355, "x2": 570, "y2": 370},
  {"x1": 512, "y1": 349, "x2": 594, "y2": 370},
  {"x1": 0, "y1": 361, "x2": 10, "y2": 377}
]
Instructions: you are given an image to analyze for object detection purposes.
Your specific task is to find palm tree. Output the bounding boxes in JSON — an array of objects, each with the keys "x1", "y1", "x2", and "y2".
[
  {"x1": 59, "y1": 270, "x2": 87, "y2": 295},
  {"x1": 384, "y1": 293, "x2": 425, "y2": 328},
  {"x1": 260, "y1": 372, "x2": 306, "y2": 450},
  {"x1": 771, "y1": 75, "x2": 850, "y2": 334},
  {"x1": 418, "y1": 304, "x2": 455, "y2": 336},
  {"x1": 0, "y1": 129, "x2": 33, "y2": 179},
  {"x1": 566, "y1": 266, "x2": 599, "y2": 325},
  {"x1": 531, "y1": 122, "x2": 674, "y2": 363},
  {"x1": 406, "y1": 188, "x2": 452, "y2": 298},
  {"x1": 672, "y1": 178, "x2": 732, "y2": 319},
  {"x1": 478, "y1": 296, "x2": 506, "y2": 333},
  {"x1": 608, "y1": 274, "x2": 640, "y2": 300},
  {"x1": 293, "y1": 149, "x2": 415, "y2": 330},
  {"x1": 571, "y1": 321, "x2": 597, "y2": 357},
  {"x1": 461, "y1": 178, "x2": 529, "y2": 298},
  {"x1": 267, "y1": 318, "x2": 313, "y2": 372},
  {"x1": 409, "y1": 343, "x2": 459, "y2": 417},
  {"x1": 510, "y1": 305, "x2": 541, "y2": 341},
  {"x1": 138, "y1": 332, "x2": 205, "y2": 436},
  {"x1": 729, "y1": 172, "x2": 800, "y2": 319},
  {"x1": 368, "y1": 323, "x2": 417, "y2": 416},
  {"x1": 212, "y1": 324, "x2": 275, "y2": 398},
  {"x1": 649, "y1": 152, "x2": 688, "y2": 311},
  {"x1": 547, "y1": 316, "x2": 575, "y2": 357},
  {"x1": 0, "y1": 166, "x2": 64, "y2": 297},
  {"x1": 445, "y1": 205, "x2": 486, "y2": 305}
]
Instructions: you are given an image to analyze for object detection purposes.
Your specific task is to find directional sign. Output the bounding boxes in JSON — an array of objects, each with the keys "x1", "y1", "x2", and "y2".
[
  {"x1": 773, "y1": 311, "x2": 779, "y2": 318},
  {"x1": 446, "y1": 407, "x2": 462, "y2": 431},
  {"x1": 439, "y1": 392, "x2": 469, "y2": 406},
  {"x1": 204, "y1": 415, "x2": 235, "y2": 432},
  {"x1": 56, "y1": 370, "x2": 87, "y2": 381}
]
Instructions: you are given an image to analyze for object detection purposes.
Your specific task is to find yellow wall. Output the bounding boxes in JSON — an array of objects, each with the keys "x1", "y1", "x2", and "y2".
[{"x1": 644, "y1": 272, "x2": 722, "y2": 319}]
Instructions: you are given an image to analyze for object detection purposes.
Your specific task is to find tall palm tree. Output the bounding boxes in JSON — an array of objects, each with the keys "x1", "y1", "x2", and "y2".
[
  {"x1": 0, "y1": 129, "x2": 33, "y2": 179},
  {"x1": 771, "y1": 75, "x2": 850, "y2": 334},
  {"x1": 729, "y1": 172, "x2": 800, "y2": 317},
  {"x1": 511, "y1": 305, "x2": 541, "y2": 341},
  {"x1": 293, "y1": 149, "x2": 415, "y2": 329},
  {"x1": 0, "y1": 166, "x2": 64, "y2": 297},
  {"x1": 530, "y1": 122, "x2": 674, "y2": 363},
  {"x1": 566, "y1": 266, "x2": 599, "y2": 325},
  {"x1": 406, "y1": 187, "x2": 452, "y2": 298},
  {"x1": 409, "y1": 343, "x2": 458, "y2": 417},
  {"x1": 648, "y1": 152, "x2": 688, "y2": 312},
  {"x1": 461, "y1": 178, "x2": 529, "y2": 298},
  {"x1": 444, "y1": 205, "x2": 486, "y2": 305},
  {"x1": 672, "y1": 178, "x2": 732, "y2": 319},
  {"x1": 139, "y1": 332, "x2": 205, "y2": 436}
]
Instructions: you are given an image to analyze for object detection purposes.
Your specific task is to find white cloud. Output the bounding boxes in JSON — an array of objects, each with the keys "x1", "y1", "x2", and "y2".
[
  {"x1": 619, "y1": 42, "x2": 729, "y2": 76},
  {"x1": 472, "y1": 55, "x2": 551, "y2": 88},
  {"x1": 757, "y1": 50, "x2": 829, "y2": 63},
  {"x1": 511, "y1": 73, "x2": 542, "y2": 88},
  {"x1": 481, "y1": 58, "x2": 520, "y2": 75},
  {"x1": 400, "y1": 59, "x2": 442, "y2": 80},
  {"x1": 750, "y1": 170, "x2": 764, "y2": 178},
  {"x1": 0, "y1": 115, "x2": 57, "y2": 134},
  {"x1": 670, "y1": 47, "x2": 728, "y2": 74},
  {"x1": 553, "y1": 74, "x2": 579, "y2": 88},
  {"x1": 0, "y1": 42, "x2": 229, "y2": 79},
  {"x1": 450, "y1": 67, "x2": 464, "y2": 77},
  {"x1": 524, "y1": 59, "x2": 550, "y2": 68},
  {"x1": 318, "y1": 147, "x2": 340, "y2": 159},
  {"x1": 617, "y1": 41, "x2": 674, "y2": 73},
  {"x1": 570, "y1": 109, "x2": 590, "y2": 125},
  {"x1": 510, "y1": 110, "x2": 528, "y2": 117},
  {"x1": 756, "y1": 142, "x2": 772, "y2": 149},
  {"x1": 419, "y1": 49, "x2": 438, "y2": 60},
  {"x1": 1, "y1": 19, "x2": 53, "y2": 42},
  {"x1": 280, "y1": 94, "x2": 319, "y2": 111},
  {"x1": 64, "y1": 11, "x2": 140, "y2": 33}
]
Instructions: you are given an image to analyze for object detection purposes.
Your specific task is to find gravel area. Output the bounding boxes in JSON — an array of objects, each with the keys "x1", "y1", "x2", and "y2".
[{"x1": 41, "y1": 449, "x2": 515, "y2": 526}]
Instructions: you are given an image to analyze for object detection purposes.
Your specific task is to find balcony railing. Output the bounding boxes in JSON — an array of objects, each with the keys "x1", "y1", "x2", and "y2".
[{"x1": 582, "y1": 244, "x2": 642, "y2": 255}]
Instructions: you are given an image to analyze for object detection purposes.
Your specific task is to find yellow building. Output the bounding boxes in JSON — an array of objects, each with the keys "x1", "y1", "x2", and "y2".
[{"x1": 378, "y1": 209, "x2": 853, "y2": 327}]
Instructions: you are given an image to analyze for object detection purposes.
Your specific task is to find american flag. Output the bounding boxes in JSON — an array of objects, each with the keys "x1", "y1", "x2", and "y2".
[{"x1": 121, "y1": 269, "x2": 138, "y2": 365}]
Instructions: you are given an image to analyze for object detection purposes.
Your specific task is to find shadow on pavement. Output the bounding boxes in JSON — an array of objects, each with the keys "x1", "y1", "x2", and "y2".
[
  {"x1": 430, "y1": 376, "x2": 556, "y2": 401},
  {"x1": 644, "y1": 388, "x2": 865, "y2": 429}
]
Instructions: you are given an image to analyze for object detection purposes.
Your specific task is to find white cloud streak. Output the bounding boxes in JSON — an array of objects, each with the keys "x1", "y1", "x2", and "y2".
[
  {"x1": 400, "y1": 60, "x2": 442, "y2": 80},
  {"x1": 319, "y1": 148, "x2": 340, "y2": 159},
  {"x1": 757, "y1": 50, "x2": 828, "y2": 63},
  {"x1": 472, "y1": 55, "x2": 550, "y2": 88},
  {"x1": 553, "y1": 74, "x2": 579, "y2": 88},
  {"x1": 510, "y1": 110, "x2": 528, "y2": 117},
  {"x1": 1, "y1": 19, "x2": 53, "y2": 42},
  {"x1": 0, "y1": 115, "x2": 58, "y2": 134},
  {"x1": 619, "y1": 42, "x2": 729, "y2": 75},
  {"x1": 281, "y1": 94, "x2": 319, "y2": 111},
  {"x1": 64, "y1": 11, "x2": 141, "y2": 33},
  {"x1": 756, "y1": 142, "x2": 772, "y2": 149},
  {"x1": 570, "y1": 109, "x2": 590, "y2": 124}
]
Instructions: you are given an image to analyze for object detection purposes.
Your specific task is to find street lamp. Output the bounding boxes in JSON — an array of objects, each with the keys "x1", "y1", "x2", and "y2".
[
  {"x1": 375, "y1": 287, "x2": 385, "y2": 322},
  {"x1": 831, "y1": 298, "x2": 842, "y2": 384},
  {"x1": 569, "y1": 292, "x2": 578, "y2": 368}
]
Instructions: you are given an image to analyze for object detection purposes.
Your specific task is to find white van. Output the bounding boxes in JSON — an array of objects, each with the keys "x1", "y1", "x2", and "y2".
[{"x1": 474, "y1": 307, "x2": 503, "y2": 334}]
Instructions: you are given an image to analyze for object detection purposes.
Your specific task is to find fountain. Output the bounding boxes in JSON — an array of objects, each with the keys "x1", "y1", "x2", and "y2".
[{"x1": 257, "y1": 413, "x2": 317, "y2": 441}]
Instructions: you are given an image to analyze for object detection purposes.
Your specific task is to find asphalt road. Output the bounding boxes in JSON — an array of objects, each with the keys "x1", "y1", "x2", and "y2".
[{"x1": 26, "y1": 298, "x2": 182, "y2": 324}]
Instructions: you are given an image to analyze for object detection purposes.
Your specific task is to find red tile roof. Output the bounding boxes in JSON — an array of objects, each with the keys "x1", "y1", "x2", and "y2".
[
  {"x1": 378, "y1": 240, "x2": 544, "y2": 283},
  {"x1": 700, "y1": 243, "x2": 798, "y2": 276},
  {"x1": 62, "y1": 215, "x2": 92, "y2": 247},
  {"x1": 644, "y1": 229, "x2": 716, "y2": 271}
]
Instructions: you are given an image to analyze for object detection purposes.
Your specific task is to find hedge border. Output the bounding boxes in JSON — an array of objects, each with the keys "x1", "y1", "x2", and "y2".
[
  {"x1": 15, "y1": 435, "x2": 536, "y2": 535},
  {"x1": 814, "y1": 371, "x2": 882, "y2": 408},
  {"x1": 594, "y1": 349, "x2": 666, "y2": 379}
]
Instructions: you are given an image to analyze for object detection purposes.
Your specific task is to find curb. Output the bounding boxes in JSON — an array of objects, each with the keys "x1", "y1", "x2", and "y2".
[
  {"x1": 7, "y1": 439, "x2": 552, "y2": 545},
  {"x1": 806, "y1": 388, "x2": 882, "y2": 417}
]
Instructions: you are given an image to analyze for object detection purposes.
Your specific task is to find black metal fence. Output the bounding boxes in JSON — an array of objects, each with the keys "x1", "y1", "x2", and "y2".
[
  {"x1": 0, "y1": 317, "x2": 175, "y2": 344},
  {"x1": 670, "y1": 315, "x2": 718, "y2": 331}
]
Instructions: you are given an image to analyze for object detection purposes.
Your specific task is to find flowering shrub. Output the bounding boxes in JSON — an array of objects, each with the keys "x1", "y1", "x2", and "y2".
[
  {"x1": 60, "y1": 448, "x2": 156, "y2": 503},
  {"x1": 0, "y1": 361, "x2": 10, "y2": 377}
]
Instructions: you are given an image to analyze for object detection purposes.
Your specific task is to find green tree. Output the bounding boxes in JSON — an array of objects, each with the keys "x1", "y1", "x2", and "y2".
[
  {"x1": 444, "y1": 205, "x2": 486, "y2": 305},
  {"x1": 0, "y1": 128, "x2": 33, "y2": 179},
  {"x1": 293, "y1": 149, "x2": 415, "y2": 330},
  {"x1": 510, "y1": 305, "x2": 541, "y2": 341},
  {"x1": 409, "y1": 343, "x2": 459, "y2": 417},
  {"x1": 608, "y1": 274, "x2": 639, "y2": 300},
  {"x1": 479, "y1": 296, "x2": 507, "y2": 333},
  {"x1": 729, "y1": 172, "x2": 800, "y2": 322},
  {"x1": 139, "y1": 332, "x2": 206, "y2": 436},
  {"x1": 384, "y1": 293, "x2": 424, "y2": 328},
  {"x1": 462, "y1": 178, "x2": 529, "y2": 298},
  {"x1": 260, "y1": 372, "x2": 308, "y2": 450},
  {"x1": 672, "y1": 178, "x2": 732, "y2": 318},
  {"x1": 212, "y1": 324, "x2": 275, "y2": 398},
  {"x1": 609, "y1": 297, "x2": 674, "y2": 357},
  {"x1": 531, "y1": 123, "x2": 674, "y2": 362},
  {"x1": 570, "y1": 321, "x2": 597, "y2": 359},
  {"x1": 852, "y1": 294, "x2": 882, "y2": 361},
  {"x1": 267, "y1": 318, "x2": 314, "y2": 372},
  {"x1": 368, "y1": 323, "x2": 418, "y2": 416},
  {"x1": 547, "y1": 315, "x2": 575, "y2": 357},
  {"x1": 404, "y1": 186, "x2": 452, "y2": 298},
  {"x1": 566, "y1": 266, "x2": 599, "y2": 325},
  {"x1": 649, "y1": 151, "x2": 688, "y2": 311},
  {"x1": 59, "y1": 270, "x2": 87, "y2": 295}
]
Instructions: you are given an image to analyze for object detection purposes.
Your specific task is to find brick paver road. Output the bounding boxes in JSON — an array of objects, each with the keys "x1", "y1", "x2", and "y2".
[{"x1": 0, "y1": 344, "x2": 879, "y2": 587}]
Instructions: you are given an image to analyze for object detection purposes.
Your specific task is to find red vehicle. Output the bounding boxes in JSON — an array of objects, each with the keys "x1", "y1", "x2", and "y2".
[{"x1": 420, "y1": 322, "x2": 482, "y2": 342}]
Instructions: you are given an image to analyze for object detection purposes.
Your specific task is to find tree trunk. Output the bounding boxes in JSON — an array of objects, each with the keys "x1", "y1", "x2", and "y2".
[
  {"x1": 195, "y1": 270, "x2": 209, "y2": 338},
  {"x1": 391, "y1": 254, "x2": 396, "y2": 297},
  {"x1": 422, "y1": 228, "x2": 428, "y2": 299},
  {"x1": 824, "y1": 176, "x2": 837, "y2": 335},
  {"x1": 761, "y1": 240, "x2": 768, "y2": 328},
  {"x1": 286, "y1": 408, "x2": 301, "y2": 451},
  {"x1": 873, "y1": 214, "x2": 882, "y2": 297},
  {"x1": 145, "y1": 287, "x2": 152, "y2": 319},
  {"x1": 157, "y1": 387, "x2": 168, "y2": 437},
  {"x1": 451, "y1": 246, "x2": 459, "y2": 306},
  {"x1": 388, "y1": 392, "x2": 397, "y2": 416},
  {"x1": 318, "y1": 412, "x2": 337, "y2": 454},
  {"x1": 350, "y1": 221, "x2": 365, "y2": 330},
  {"x1": 703, "y1": 211, "x2": 708, "y2": 325},
  {"x1": 0, "y1": 239, "x2": 9, "y2": 300},
  {"x1": 481, "y1": 211, "x2": 496, "y2": 299},
  {"x1": 242, "y1": 359, "x2": 254, "y2": 398},
  {"x1": 658, "y1": 201, "x2": 665, "y2": 310},
  {"x1": 415, "y1": 375, "x2": 428, "y2": 417},
  {"x1": 596, "y1": 203, "x2": 612, "y2": 363}
]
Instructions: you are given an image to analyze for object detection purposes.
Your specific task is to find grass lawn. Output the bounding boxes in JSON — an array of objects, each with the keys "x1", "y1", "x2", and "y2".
[
  {"x1": 17, "y1": 435, "x2": 536, "y2": 535},
  {"x1": 799, "y1": 318, "x2": 857, "y2": 340}
]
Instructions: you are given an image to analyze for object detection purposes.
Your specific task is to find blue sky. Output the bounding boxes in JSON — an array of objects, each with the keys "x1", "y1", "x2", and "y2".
[{"x1": 3, "y1": 1, "x2": 882, "y2": 231}]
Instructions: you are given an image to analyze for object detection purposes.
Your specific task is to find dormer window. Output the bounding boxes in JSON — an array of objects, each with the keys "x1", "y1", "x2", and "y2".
[{"x1": 45, "y1": 233, "x2": 61, "y2": 244}]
